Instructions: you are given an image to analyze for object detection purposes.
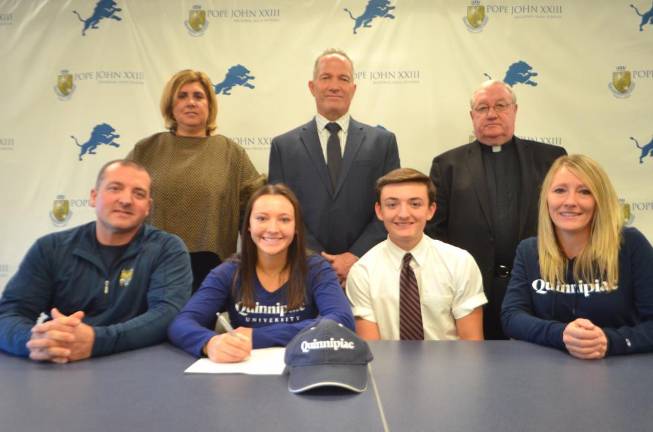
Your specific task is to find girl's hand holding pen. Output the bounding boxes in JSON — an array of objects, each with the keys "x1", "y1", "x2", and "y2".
[{"x1": 203, "y1": 315, "x2": 252, "y2": 363}]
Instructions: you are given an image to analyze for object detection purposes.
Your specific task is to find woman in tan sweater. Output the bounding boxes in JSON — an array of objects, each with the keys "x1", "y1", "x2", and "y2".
[{"x1": 128, "y1": 70, "x2": 264, "y2": 291}]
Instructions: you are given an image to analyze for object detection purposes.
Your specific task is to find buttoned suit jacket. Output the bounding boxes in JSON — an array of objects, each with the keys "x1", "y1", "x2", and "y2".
[
  {"x1": 426, "y1": 137, "x2": 567, "y2": 297},
  {"x1": 269, "y1": 118, "x2": 400, "y2": 257}
]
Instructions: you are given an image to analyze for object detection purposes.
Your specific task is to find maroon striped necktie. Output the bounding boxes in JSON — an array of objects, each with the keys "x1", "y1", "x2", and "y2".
[{"x1": 400, "y1": 253, "x2": 424, "y2": 340}]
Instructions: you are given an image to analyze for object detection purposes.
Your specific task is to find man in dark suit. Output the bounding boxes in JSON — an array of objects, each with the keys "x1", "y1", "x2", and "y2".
[
  {"x1": 269, "y1": 49, "x2": 400, "y2": 284},
  {"x1": 427, "y1": 80, "x2": 566, "y2": 339}
]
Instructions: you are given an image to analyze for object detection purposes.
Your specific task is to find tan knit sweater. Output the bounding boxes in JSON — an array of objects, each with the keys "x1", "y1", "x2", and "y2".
[{"x1": 127, "y1": 132, "x2": 265, "y2": 260}]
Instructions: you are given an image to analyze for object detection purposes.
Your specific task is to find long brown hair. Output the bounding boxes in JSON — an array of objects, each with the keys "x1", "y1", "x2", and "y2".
[{"x1": 232, "y1": 184, "x2": 308, "y2": 309}]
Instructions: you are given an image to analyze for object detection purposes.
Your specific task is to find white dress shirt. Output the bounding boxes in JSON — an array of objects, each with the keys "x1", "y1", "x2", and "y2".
[
  {"x1": 347, "y1": 234, "x2": 487, "y2": 340},
  {"x1": 315, "y1": 113, "x2": 350, "y2": 161}
]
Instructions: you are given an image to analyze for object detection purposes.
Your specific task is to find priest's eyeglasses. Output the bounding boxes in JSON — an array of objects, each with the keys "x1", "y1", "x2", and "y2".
[{"x1": 473, "y1": 102, "x2": 514, "y2": 115}]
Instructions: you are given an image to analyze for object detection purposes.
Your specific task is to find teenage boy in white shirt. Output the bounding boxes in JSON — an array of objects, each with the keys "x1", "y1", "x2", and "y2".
[{"x1": 347, "y1": 168, "x2": 487, "y2": 340}]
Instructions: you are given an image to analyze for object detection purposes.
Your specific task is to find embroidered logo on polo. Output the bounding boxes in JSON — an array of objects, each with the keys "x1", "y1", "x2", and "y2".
[
  {"x1": 343, "y1": 0, "x2": 396, "y2": 34},
  {"x1": 119, "y1": 268, "x2": 133, "y2": 288},
  {"x1": 71, "y1": 123, "x2": 121, "y2": 161},
  {"x1": 213, "y1": 65, "x2": 256, "y2": 95},
  {"x1": 300, "y1": 338, "x2": 355, "y2": 353},
  {"x1": 72, "y1": 0, "x2": 123, "y2": 36},
  {"x1": 531, "y1": 279, "x2": 617, "y2": 297},
  {"x1": 630, "y1": 2, "x2": 653, "y2": 31},
  {"x1": 235, "y1": 301, "x2": 306, "y2": 323}
]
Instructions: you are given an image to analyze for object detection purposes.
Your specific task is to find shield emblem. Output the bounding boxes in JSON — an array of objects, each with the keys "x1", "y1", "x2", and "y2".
[
  {"x1": 612, "y1": 70, "x2": 632, "y2": 94},
  {"x1": 467, "y1": 6, "x2": 485, "y2": 28},
  {"x1": 621, "y1": 202, "x2": 631, "y2": 224},
  {"x1": 119, "y1": 268, "x2": 134, "y2": 288},
  {"x1": 57, "y1": 73, "x2": 73, "y2": 97},
  {"x1": 188, "y1": 9, "x2": 206, "y2": 32},
  {"x1": 51, "y1": 197, "x2": 70, "y2": 223}
]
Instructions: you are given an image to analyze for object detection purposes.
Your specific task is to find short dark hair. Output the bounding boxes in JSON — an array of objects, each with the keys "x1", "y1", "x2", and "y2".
[
  {"x1": 95, "y1": 159, "x2": 151, "y2": 191},
  {"x1": 375, "y1": 168, "x2": 436, "y2": 205}
]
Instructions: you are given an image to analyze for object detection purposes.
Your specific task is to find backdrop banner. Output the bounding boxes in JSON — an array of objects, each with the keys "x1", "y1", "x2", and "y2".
[{"x1": 1, "y1": 0, "x2": 651, "y2": 291}]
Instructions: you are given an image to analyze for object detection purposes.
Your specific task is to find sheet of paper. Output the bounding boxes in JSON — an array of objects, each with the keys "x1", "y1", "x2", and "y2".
[{"x1": 184, "y1": 347, "x2": 286, "y2": 375}]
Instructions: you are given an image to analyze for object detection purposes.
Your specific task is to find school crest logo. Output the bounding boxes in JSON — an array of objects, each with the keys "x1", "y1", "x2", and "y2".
[
  {"x1": 185, "y1": 5, "x2": 208, "y2": 36},
  {"x1": 630, "y1": 135, "x2": 653, "y2": 164},
  {"x1": 343, "y1": 0, "x2": 396, "y2": 34},
  {"x1": 463, "y1": 0, "x2": 488, "y2": 32},
  {"x1": 71, "y1": 123, "x2": 121, "y2": 161},
  {"x1": 50, "y1": 195, "x2": 72, "y2": 226},
  {"x1": 620, "y1": 199, "x2": 635, "y2": 226},
  {"x1": 54, "y1": 70, "x2": 75, "y2": 100},
  {"x1": 119, "y1": 268, "x2": 134, "y2": 288},
  {"x1": 72, "y1": 0, "x2": 122, "y2": 36},
  {"x1": 214, "y1": 65, "x2": 256, "y2": 95},
  {"x1": 631, "y1": 2, "x2": 653, "y2": 31},
  {"x1": 609, "y1": 66, "x2": 635, "y2": 97}
]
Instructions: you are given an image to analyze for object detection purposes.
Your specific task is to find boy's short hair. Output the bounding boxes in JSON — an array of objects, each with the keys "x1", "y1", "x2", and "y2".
[{"x1": 375, "y1": 168, "x2": 436, "y2": 205}]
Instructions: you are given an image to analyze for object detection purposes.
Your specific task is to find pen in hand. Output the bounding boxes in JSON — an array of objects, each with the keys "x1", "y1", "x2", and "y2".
[
  {"x1": 35, "y1": 312, "x2": 50, "y2": 325},
  {"x1": 217, "y1": 314, "x2": 250, "y2": 341}
]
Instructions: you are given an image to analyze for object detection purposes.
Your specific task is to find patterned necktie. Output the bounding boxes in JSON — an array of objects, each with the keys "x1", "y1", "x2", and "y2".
[
  {"x1": 400, "y1": 253, "x2": 424, "y2": 340},
  {"x1": 325, "y1": 122, "x2": 342, "y2": 190}
]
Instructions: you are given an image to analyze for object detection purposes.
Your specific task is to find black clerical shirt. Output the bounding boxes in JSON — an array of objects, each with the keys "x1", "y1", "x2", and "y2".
[{"x1": 480, "y1": 138, "x2": 521, "y2": 267}]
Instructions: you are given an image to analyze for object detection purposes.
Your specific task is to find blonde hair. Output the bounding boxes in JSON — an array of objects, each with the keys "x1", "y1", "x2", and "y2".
[
  {"x1": 160, "y1": 69, "x2": 218, "y2": 135},
  {"x1": 537, "y1": 154, "x2": 623, "y2": 289}
]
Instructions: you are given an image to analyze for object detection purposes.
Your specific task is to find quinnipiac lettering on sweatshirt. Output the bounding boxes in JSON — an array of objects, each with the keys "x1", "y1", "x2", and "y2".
[
  {"x1": 531, "y1": 279, "x2": 617, "y2": 298},
  {"x1": 235, "y1": 301, "x2": 306, "y2": 324}
]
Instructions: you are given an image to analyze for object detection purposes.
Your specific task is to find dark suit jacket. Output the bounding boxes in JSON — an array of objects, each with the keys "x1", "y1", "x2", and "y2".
[
  {"x1": 426, "y1": 137, "x2": 567, "y2": 296},
  {"x1": 269, "y1": 118, "x2": 400, "y2": 257}
]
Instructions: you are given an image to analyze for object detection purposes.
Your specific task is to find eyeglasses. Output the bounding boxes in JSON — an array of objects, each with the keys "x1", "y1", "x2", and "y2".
[{"x1": 473, "y1": 102, "x2": 514, "y2": 115}]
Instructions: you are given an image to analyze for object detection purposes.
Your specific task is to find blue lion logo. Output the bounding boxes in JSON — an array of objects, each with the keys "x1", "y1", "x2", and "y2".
[
  {"x1": 214, "y1": 65, "x2": 256, "y2": 95},
  {"x1": 71, "y1": 123, "x2": 121, "y2": 161},
  {"x1": 630, "y1": 136, "x2": 653, "y2": 164},
  {"x1": 343, "y1": 0, "x2": 396, "y2": 34},
  {"x1": 72, "y1": 0, "x2": 122, "y2": 36},
  {"x1": 631, "y1": 2, "x2": 653, "y2": 31},
  {"x1": 503, "y1": 61, "x2": 538, "y2": 87}
]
